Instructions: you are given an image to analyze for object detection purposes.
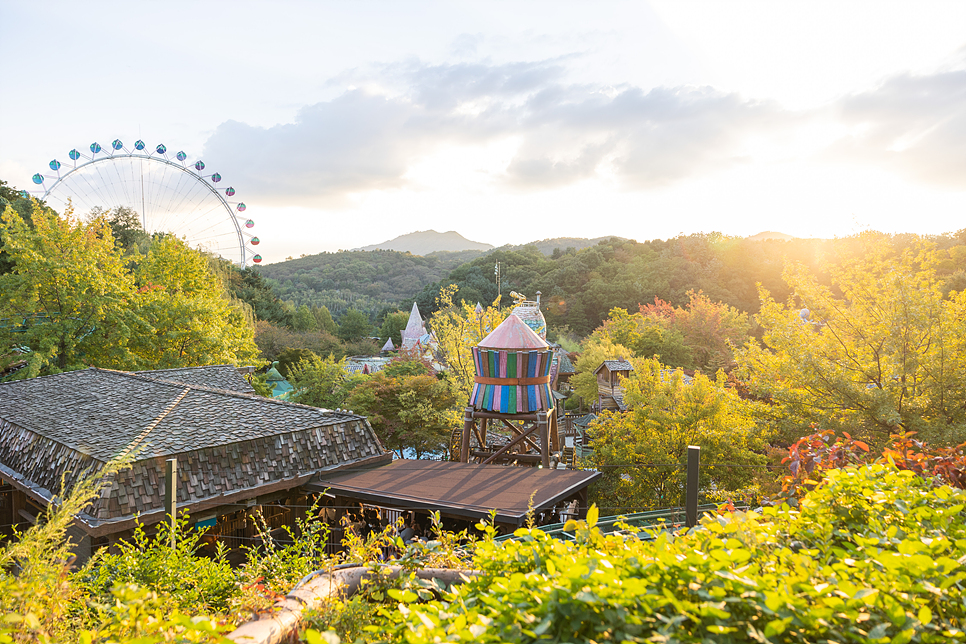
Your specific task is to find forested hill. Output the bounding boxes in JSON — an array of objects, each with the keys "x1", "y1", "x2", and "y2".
[
  {"x1": 257, "y1": 230, "x2": 966, "y2": 333},
  {"x1": 254, "y1": 236, "x2": 621, "y2": 318},
  {"x1": 356, "y1": 230, "x2": 493, "y2": 254},
  {"x1": 255, "y1": 249, "x2": 482, "y2": 317},
  {"x1": 504, "y1": 236, "x2": 621, "y2": 256},
  {"x1": 416, "y1": 231, "x2": 966, "y2": 335}
]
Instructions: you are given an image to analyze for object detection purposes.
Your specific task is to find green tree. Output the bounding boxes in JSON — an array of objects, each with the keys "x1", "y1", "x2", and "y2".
[
  {"x1": 227, "y1": 266, "x2": 294, "y2": 326},
  {"x1": 378, "y1": 310, "x2": 411, "y2": 347},
  {"x1": 129, "y1": 236, "x2": 260, "y2": 369},
  {"x1": 288, "y1": 354, "x2": 367, "y2": 409},
  {"x1": 338, "y1": 308, "x2": 372, "y2": 341},
  {"x1": 569, "y1": 336, "x2": 635, "y2": 404},
  {"x1": 0, "y1": 201, "x2": 137, "y2": 373},
  {"x1": 292, "y1": 304, "x2": 318, "y2": 331},
  {"x1": 0, "y1": 181, "x2": 39, "y2": 276},
  {"x1": 592, "y1": 307, "x2": 692, "y2": 367},
  {"x1": 275, "y1": 347, "x2": 318, "y2": 377},
  {"x1": 584, "y1": 358, "x2": 767, "y2": 512},
  {"x1": 312, "y1": 305, "x2": 338, "y2": 335},
  {"x1": 346, "y1": 370, "x2": 460, "y2": 458},
  {"x1": 89, "y1": 205, "x2": 150, "y2": 256},
  {"x1": 737, "y1": 237, "x2": 966, "y2": 446}
]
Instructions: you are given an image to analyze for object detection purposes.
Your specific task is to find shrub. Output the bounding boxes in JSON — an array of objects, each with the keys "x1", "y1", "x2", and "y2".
[
  {"x1": 77, "y1": 515, "x2": 238, "y2": 616},
  {"x1": 379, "y1": 464, "x2": 966, "y2": 643},
  {"x1": 237, "y1": 501, "x2": 335, "y2": 603}
]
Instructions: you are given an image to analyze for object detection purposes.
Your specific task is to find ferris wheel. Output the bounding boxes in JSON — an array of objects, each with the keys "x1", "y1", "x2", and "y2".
[{"x1": 24, "y1": 139, "x2": 261, "y2": 265}]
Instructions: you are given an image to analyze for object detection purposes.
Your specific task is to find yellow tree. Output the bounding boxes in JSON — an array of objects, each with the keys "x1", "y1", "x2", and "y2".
[
  {"x1": 130, "y1": 236, "x2": 259, "y2": 368},
  {"x1": 0, "y1": 201, "x2": 137, "y2": 374},
  {"x1": 737, "y1": 235, "x2": 966, "y2": 446},
  {"x1": 428, "y1": 285, "x2": 507, "y2": 401},
  {"x1": 585, "y1": 358, "x2": 767, "y2": 512},
  {"x1": 570, "y1": 336, "x2": 635, "y2": 403}
]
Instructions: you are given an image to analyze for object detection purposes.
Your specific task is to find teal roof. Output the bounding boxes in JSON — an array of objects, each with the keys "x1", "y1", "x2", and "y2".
[
  {"x1": 265, "y1": 364, "x2": 286, "y2": 382},
  {"x1": 269, "y1": 379, "x2": 294, "y2": 399}
]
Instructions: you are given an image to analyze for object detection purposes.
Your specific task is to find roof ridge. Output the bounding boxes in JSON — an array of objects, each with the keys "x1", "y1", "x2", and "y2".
[
  {"x1": 89, "y1": 367, "x2": 365, "y2": 418},
  {"x1": 2, "y1": 367, "x2": 365, "y2": 422},
  {"x1": 135, "y1": 364, "x2": 235, "y2": 374},
  {"x1": 118, "y1": 386, "x2": 191, "y2": 458}
]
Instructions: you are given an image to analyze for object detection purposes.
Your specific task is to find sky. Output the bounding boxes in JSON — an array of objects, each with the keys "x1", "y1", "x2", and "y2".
[{"x1": 2, "y1": 1, "x2": 965, "y2": 265}]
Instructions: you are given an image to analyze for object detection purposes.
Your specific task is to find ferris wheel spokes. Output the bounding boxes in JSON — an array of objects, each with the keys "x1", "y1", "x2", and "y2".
[{"x1": 27, "y1": 138, "x2": 262, "y2": 265}]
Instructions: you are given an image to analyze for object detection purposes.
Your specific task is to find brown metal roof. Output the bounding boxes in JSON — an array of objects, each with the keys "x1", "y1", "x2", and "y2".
[{"x1": 306, "y1": 460, "x2": 600, "y2": 526}]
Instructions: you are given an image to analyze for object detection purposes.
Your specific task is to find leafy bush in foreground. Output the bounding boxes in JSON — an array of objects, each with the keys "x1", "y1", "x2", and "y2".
[
  {"x1": 377, "y1": 464, "x2": 966, "y2": 643},
  {"x1": 77, "y1": 516, "x2": 237, "y2": 617}
]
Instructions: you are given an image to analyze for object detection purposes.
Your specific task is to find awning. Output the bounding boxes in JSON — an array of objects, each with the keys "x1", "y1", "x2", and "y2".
[{"x1": 305, "y1": 460, "x2": 600, "y2": 527}]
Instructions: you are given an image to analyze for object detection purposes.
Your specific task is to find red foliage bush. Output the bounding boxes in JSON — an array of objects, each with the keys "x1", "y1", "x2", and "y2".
[{"x1": 776, "y1": 428, "x2": 966, "y2": 503}]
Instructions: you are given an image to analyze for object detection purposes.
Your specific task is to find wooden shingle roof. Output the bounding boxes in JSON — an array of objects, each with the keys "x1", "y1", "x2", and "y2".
[
  {"x1": 135, "y1": 364, "x2": 256, "y2": 394},
  {"x1": 595, "y1": 359, "x2": 634, "y2": 374},
  {"x1": 0, "y1": 368, "x2": 388, "y2": 533}
]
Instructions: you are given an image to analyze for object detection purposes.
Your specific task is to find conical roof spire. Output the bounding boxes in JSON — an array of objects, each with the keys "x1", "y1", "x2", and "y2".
[
  {"x1": 403, "y1": 302, "x2": 426, "y2": 340},
  {"x1": 478, "y1": 313, "x2": 549, "y2": 350}
]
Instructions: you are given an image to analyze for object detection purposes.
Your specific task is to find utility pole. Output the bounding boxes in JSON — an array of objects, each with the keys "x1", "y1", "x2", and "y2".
[
  {"x1": 686, "y1": 446, "x2": 700, "y2": 528},
  {"x1": 494, "y1": 261, "x2": 501, "y2": 303},
  {"x1": 165, "y1": 458, "x2": 177, "y2": 548}
]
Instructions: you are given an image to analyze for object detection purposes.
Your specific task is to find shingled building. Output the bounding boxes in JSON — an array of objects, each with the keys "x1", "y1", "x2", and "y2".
[{"x1": 0, "y1": 366, "x2": 389, "y2": 561}]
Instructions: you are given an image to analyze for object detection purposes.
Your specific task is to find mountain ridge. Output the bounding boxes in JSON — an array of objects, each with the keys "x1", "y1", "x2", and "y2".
[{"x1": 356, "y1": 230, "x2": 493, "y2": 255}]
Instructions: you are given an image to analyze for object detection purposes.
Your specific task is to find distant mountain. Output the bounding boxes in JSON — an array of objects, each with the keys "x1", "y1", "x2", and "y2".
[
  {"x1": 747, "y1": 231, "x2": 795, "y2": 241},
  {"x1": 357, "y1": 230, "x2": 494, "y2": 255}
]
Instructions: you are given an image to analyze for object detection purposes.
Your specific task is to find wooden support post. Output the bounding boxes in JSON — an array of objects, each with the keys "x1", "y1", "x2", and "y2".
[
  {"x1": 476, "y1": 417, "x2": 488, "y2": 451},
  {"x1": 538, "y1": 411, "x2": 550, "y2": 468},
  {"x1": 576, "y1": 487, "x2": 589, "y2": 519},
  {"x1": 549, "y1": 409, "x2": 560, "y2": 453},
  {"x1": 460, "y1": 407, "x2": 474, "y2": 462},
  {"x1": 686, "y1": 445, "x2": 700, "y2": 529},
  {"x1": 165, "y1": 458, "x2": 177, "y2": 548}
]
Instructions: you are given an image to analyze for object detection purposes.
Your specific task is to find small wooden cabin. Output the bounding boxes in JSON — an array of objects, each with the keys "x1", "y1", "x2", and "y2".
[{"x1": 595, "y1": 359, "x2": 635, "y2": 411}]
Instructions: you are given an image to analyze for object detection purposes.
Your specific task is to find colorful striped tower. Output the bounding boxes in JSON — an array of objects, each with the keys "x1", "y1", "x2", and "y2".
[
  {"x1": 469, "y1": 314, "x2": 552, "y2": 413},
  {"x1": 458, "y1": 314, "x2": 559, "y2": 467}
]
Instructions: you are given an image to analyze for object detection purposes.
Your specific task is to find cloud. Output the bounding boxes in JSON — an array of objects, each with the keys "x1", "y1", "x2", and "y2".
[
  {"x1": 205, "y1": 90, "x2": 426, "y2": 204},
  {"x1": 204, "y1": 58, "x2": 789, "y2": 204},
  {"x1": 450, "y1": 33, "x2": 483, "y2": 59},
  {"x1": 828, "y1": 65, "x2": 966, "y2": 187},
  {"x1": 509, "y1": 85, "x2": 785, "y2": 188}
]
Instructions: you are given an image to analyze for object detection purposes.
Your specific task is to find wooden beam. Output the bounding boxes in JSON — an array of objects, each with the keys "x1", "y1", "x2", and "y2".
[
  {"x1": 471, "y1": 451, "x2": 543, "y2": 464},
  {"x1": 500, "y1": 418, "x2": 541, "y2": 454},
  {"x1": 474, "y1": 418, "x2": 487, "y2": 449},
  {"x1": 686, "y1": 445, "x2": 700, "y2": 528},
  {"x1": 481, "y1": 423, "x2": 540, "y2": 465},
  {"x1": 538, "y1": 411, "x2": 550, "y2": 468},
  {"x1": 549, "y1": 409, "x2": 560, "y2": 453},
  {"x1": 165, "y1": 458, "x2": 177, "y2": 548},
  {"x1": 460, "y1": 407, "x2": 474, "y2": 463}
]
